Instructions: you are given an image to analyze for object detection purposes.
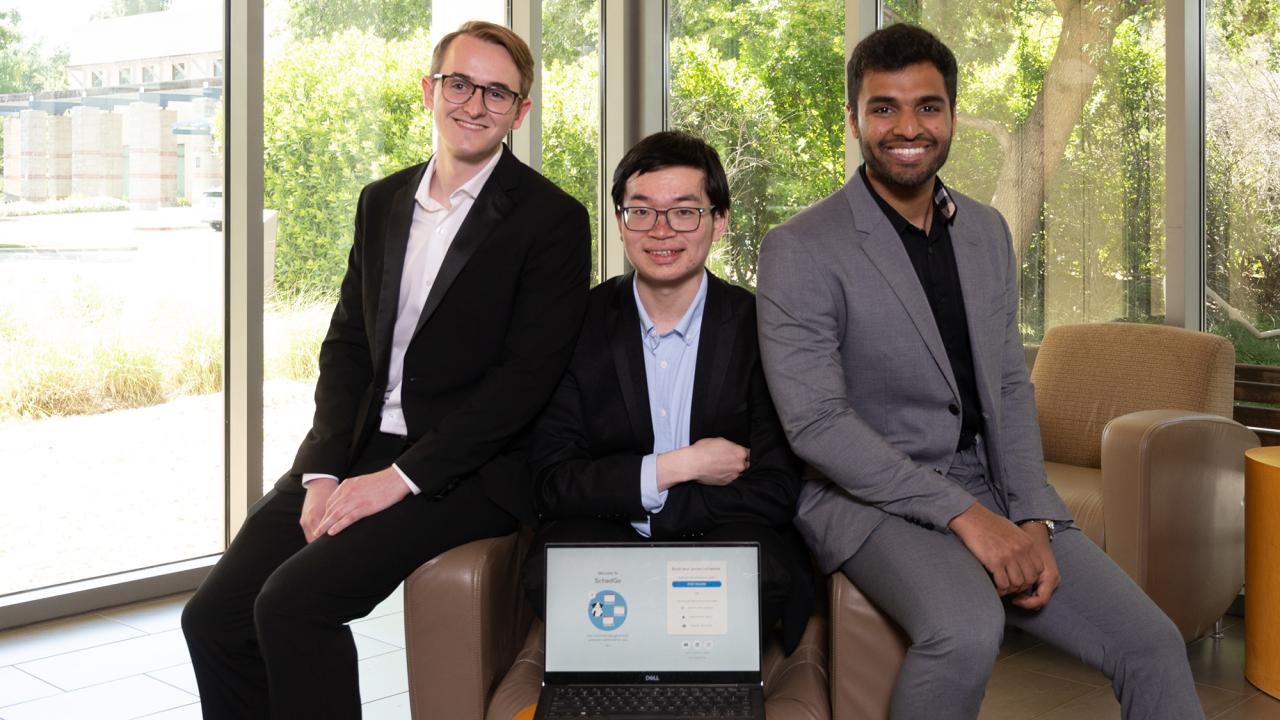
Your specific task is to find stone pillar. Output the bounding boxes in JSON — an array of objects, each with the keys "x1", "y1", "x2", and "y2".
[
  {"x1": 70, "y1": 106, "x2": 125, "y2": 199},
  {"x1": 46, "y1": 114, "x2": 72, "y2": 200},
  {"x1": 18, "y1": 110, "x2": 50, "y2": 202},
  {"x1": 124, "y1": 102, "x2": 178, "y2": 208},
  {"x1": 2, "y1": 116, "x2": 21, "y2": 199}
]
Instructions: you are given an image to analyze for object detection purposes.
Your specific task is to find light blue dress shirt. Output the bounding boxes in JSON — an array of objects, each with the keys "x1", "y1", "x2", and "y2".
[{"x1": 632, "y1": 271, "x2": 708, "y2": 537}]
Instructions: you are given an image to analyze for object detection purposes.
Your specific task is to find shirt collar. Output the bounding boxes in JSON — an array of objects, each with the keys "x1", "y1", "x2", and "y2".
[
  {"x1": 633, "y1": 270, "x2": 709, "y2": 349},
  {"x1": 859, "y1": 164, "x2": 958, "y2": 234},
  {"x1": 414, "y1": 148, "x2": 503, "y2": 212}
]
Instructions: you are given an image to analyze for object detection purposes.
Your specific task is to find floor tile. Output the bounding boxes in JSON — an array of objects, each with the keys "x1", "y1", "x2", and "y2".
[
  {"x1": 133, "y1": 702, "x2": 203, "y2": 720},
  {"x1": 997, "y1": 643, "x2": 1109, "y2": 688},
  {"x1": 364, "y1": 584, "x2": 404, "y2": 621},
  {"x1": 996, "y1": 627, "x2": 1042, "y2": 661},
  {"x1": 17, "y1": 629, "x2": 191, "y2": 691},
  {"x1": 0, "y1": 675, "x2": 194, "y2": 720},
  {"x1": 0, "y1": 614, "x2": 145, "y2": 667},
  {"x1": 147, "y1": 663, "x2": 198, "y2": 696},
  {"x1": 97, "y1": 593, "x2": 191, "y2": 634},
  {"x1": 354, "y1": 632, "x2": 400, "y2": 660},
  {"x1": 358, "y1": 650, "x2": 408, "y2": 704},
  {"x1": 362, "y1": 691, "x2": 411, "y2": 720},
  {"x1": 1189, "y1": 632, "x2": 1255, "y2": 694},
  {"x1": 1214, "y1": 692, "x2": 1280, "y2": 719},
  {"x1": 977, "y1": 664, "x2": 1096, "y2": 720},
  {"x1": 0, "y1": 667, "x2": 60, "y2": 708},
  {"x1": 351, "y1": 613, "x2": 405, "y2": 648}
]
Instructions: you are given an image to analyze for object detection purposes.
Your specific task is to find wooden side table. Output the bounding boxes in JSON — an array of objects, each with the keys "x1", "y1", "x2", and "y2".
[{"x1": 1246, "y1": 446, "x2": 1280, "y2": 699}]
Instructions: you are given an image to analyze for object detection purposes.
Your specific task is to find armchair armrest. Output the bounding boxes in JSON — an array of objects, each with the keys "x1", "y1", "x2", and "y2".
[
  {"x1": 829, "y1": 573, "x2": 907, "y2": 720},
  {"x1": 1102, "y1": 409, "x2": 1259, "y2": 641},
  {"x1": 404, "y1": 532, "x2": 533, "y2": 720}
]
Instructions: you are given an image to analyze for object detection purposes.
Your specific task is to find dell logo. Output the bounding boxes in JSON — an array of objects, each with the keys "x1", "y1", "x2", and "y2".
[{"x1": 644, "y1": 674, "x2": 661, "y2": 682}]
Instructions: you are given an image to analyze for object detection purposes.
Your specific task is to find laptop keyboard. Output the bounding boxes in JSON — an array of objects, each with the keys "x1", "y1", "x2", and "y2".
[{"x1": 543, "y1": 684, "x2": 755, "y2": 718}]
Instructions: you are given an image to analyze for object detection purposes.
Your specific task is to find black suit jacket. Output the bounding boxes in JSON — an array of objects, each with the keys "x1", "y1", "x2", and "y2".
[
  {"x1": 281, "y1": 147, "x2": 591, "y2": 524},
  {"x1": 529, "y1": 272, "x2": 813, "y2": 646}
]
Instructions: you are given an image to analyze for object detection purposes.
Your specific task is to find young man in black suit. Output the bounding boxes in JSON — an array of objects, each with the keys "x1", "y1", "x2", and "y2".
[
  {"x1": 181, "y1": 21, "x2": 590, "y2": 718},
  {"x1": 522, "y1": 131, "x2": 813, "y2": 652}
]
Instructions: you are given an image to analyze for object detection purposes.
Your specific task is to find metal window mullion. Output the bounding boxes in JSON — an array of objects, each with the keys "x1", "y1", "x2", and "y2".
[{"x1": 1164, "y1": 0, "x2": 1204, "y2": 330}]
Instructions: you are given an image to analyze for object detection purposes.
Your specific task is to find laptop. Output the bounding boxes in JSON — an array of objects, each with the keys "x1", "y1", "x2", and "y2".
[{"x1": 534, "y1": 542, "x2": 765, "y2": 720}]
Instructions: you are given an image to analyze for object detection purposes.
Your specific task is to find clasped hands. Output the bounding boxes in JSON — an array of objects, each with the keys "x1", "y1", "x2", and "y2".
[
  {"x1": 299, "y1": 467, "x2": 411, "y2": 543},
  {"x1": 949, "y1": 502, "x2": 1059, "y2": 610}
]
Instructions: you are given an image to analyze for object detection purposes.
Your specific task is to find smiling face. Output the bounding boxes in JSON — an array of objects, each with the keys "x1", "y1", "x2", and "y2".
[
  {"x1": 618, "y1": 165, "x2": 726, "y2": 293},
  {"x1": 850, "y1": 61, "x2": 955, "y2": 194},
  {"x1": 422, "y1": 34, "x2": 531, "y2": 166}
]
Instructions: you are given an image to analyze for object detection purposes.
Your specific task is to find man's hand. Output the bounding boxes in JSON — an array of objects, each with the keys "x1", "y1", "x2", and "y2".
[
  {"x1": 1008, "y1": 521, "x2": 1060, "y2": 610},
  {"x1": 314, "y1": 467, "x2": 412, "y2": 538},
  {"x1": 657, "y1": 437, "x2": 749, "y2": 490},
  {"x1": 948, "y1": 502, "x2": 1044, "y2": 598},
  {"x1": 300, "y1": 477, "x2": 339, "y2": 543}
]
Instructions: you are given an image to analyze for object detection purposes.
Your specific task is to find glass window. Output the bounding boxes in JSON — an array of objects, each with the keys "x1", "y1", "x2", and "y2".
[
  {"x1": 173, "y1": 62, "x2": 186, "y2": 81},
  {"x1": 882, "y1": 2, "x2": 1167, "y2": 341},
  {"x1": 668, "y1": 0, "x2": 846, "y2": 290},
  {"x1": 1204, "y1": 0, "x2": 1280, "y2": 369},
  {"x1": 91, "y1": 70, "x2": 104, "y2": 87},
  {"x1": 213, "y1": 58, "x2": 223, "y2": 78},
  {"x1": 119, "y1": 67, "x2": 132, "y2": 85},
  {"x1": 260, "y1": 0, "x2": 436, "y2": 487},
  {"x1": 142, "y1": 65, "x2": 157, "y2": 83},
  {"x1": 0, "y1": 0, "x2": 224, "y2": 596},
  {"x1": 540, "y1": 0, "x2": 601, "y2": 284}
]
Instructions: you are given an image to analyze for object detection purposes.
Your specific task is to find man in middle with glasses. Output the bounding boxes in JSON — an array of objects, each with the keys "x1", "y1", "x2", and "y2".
[{"x1": 519, "y1": 131, "x2": 813, "y2": 653}]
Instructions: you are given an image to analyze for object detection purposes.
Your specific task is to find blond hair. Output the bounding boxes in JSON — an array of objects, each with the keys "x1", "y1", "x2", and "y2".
[{"x1": 430, "y1": 20, "x2": 535, "y2": 98}]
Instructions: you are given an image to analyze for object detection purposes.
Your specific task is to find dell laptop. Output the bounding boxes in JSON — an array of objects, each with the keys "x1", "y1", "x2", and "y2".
[{"x1": 534, "y1": 542, "x2": 765, "y2": 720}]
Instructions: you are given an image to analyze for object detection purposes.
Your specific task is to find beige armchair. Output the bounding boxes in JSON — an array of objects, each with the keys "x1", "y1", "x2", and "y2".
[{"x1": 1030, "y1": 322, "x2": 1257, "y2": 641}]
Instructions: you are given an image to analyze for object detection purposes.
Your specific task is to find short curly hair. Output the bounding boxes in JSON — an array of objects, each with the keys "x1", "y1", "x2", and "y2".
[{"x1": 846, "y1": 24, "x2": 957, "y2": 113}]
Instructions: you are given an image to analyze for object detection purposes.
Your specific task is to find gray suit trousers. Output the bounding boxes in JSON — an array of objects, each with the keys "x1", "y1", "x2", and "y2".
[{"x1": 840, "y1": 443, "x2": 1203, "y2": 720}]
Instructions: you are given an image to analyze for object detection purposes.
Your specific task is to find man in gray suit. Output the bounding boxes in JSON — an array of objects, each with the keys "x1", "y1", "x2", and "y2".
[{"x1": 756, "y1": 24, "x2": 1202, "y2": 719}]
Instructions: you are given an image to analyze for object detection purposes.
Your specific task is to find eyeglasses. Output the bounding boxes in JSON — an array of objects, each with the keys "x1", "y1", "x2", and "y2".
[
  {"x1": 431, "y1": 73, "x2": 522, "y2": 114},
  {"x1": 618, "y1": 206, "x2": 710, "y2": 232}
]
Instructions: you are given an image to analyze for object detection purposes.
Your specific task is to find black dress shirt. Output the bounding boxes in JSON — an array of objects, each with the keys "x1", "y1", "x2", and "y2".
[{"x1": 861, "y1": 165, "x2": 982, "y2": 450}]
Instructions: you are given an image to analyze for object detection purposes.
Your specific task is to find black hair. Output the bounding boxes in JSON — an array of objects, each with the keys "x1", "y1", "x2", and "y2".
[
  {"x1": 610, "y1": 131, "x2": 731, "y2": 216},
  {"x1": 846, "y1": 24, "x2": 958, "y2": 112}
]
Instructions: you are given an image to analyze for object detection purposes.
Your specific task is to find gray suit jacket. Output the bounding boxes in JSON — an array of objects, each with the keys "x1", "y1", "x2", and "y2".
[{"x1": 756, "y1": 172, "x2": 1071, "y2": 573}]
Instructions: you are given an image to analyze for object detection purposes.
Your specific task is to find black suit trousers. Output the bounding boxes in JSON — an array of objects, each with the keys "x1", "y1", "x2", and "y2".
[{"x1": 181, "y1": 433, "x2": 517, "y2": 719}]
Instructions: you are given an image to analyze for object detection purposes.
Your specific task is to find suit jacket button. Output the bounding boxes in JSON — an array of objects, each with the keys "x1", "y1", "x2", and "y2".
[{"x1": 948, "y1": 403, "x2": 960, "y2": 416}]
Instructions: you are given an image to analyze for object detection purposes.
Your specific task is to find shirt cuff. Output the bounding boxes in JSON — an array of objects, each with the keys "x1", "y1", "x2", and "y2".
[
  {"x1": 300, "y1": 473, "x2": 338, "y2": 488},
  {"x1": 639, "y1": 454, "x2": 668, "y2": 514},
  {"x1": 391, "y1": 463, "x2": 421, "y2": 495}
]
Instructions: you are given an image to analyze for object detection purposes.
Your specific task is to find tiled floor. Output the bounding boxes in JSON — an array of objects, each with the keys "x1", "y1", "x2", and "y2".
[{"x1": 0, "y1": 591, "x2": 1276, "y2": 719}]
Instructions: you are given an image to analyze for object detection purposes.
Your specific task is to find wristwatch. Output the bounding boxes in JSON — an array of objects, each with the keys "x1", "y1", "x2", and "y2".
[{"x1": 1022, "y1": 519, "x2": 1056, "y2": 542}]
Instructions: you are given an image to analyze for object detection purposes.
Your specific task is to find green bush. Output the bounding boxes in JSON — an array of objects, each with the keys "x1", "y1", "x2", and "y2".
[{"x1": 264, "y1": 28, "x2": 434, "y2": 299}]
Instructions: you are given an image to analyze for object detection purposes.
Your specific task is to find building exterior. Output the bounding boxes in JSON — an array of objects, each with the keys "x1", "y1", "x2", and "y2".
[{"x1": 0, "y1": 0, "x2": 222, "y2": 208}]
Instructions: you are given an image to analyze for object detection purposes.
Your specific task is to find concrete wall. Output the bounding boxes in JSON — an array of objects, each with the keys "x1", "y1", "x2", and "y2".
[
  {"x1": 123, "y1": 103, "x2": 177, "y2": 209},
  {"x1": 70, "y1": 107, "x2": 125, "y2": 199}
]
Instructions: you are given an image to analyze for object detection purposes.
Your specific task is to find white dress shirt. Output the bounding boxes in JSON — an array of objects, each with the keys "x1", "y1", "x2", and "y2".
[{"x1": 302, "y1": 150, "x2": 503, "y2": 494}]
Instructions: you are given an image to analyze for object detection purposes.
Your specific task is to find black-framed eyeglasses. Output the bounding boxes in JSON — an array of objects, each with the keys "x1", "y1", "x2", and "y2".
[
  {"x1": 618, "y1": 206, "x2": 710, "y2": 232},
  {"x1": 431, "y1": 73, "x2": 522, "y2": 114}
]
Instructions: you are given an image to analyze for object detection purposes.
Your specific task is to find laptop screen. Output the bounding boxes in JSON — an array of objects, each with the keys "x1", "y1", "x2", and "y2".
[{"x1": 543, "y1": 543, "x2": 761, "y2": 679}]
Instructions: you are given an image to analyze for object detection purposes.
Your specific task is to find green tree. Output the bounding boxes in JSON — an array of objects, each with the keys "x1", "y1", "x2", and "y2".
[
  {"x1": 0, "y1": 10, "x2": 66, "y2": 94},
  {"x1": 264, "y1": 28, "x2": 433, "y2": 297},
  {"x1": 286, "y1": 0, "x2": 431, "y2": 41}
]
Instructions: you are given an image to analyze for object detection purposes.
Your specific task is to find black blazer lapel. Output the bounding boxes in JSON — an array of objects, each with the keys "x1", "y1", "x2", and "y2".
[
  {"x1": 411, "y1": 147, "x2": 520, "y2": 340},
  {"x1": 373, "y1": 164, "x2": 423, "y2": 376},
  {"x1": 608, "y1": 274, "x2": 655, "y2": 450},
  {"x1": 690, "y1": 274, "x2": 735, "y2": 441}
]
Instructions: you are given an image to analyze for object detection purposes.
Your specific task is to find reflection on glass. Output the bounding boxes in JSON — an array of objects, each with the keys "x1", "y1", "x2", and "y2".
[
  {"x1": 540, "y1": 0, "x2": 600, "y2": 284},
  {"x1": 0, "y1": 0, "x2": 224, "y2": 595},
  {"x1": 1204, "y1": 0, "x2": 1280, "y2": 368},
  {"x1": 883, "y1": 0, "x2": 1166, "y2": 341},
  {"x1": 260, "y1": 0, "x2": 436, "y2": 487},
  {"x1": 668, "y1": 0, "x2": 845, "y2": 290}
]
